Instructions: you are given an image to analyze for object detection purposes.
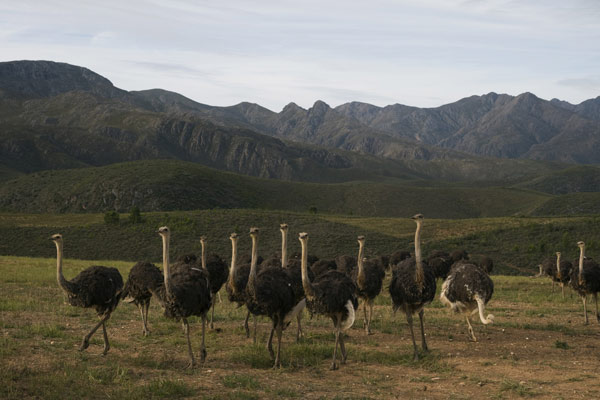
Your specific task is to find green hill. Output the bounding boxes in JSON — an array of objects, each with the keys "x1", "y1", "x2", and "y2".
[{"x1": 0, "y1": 159, "x2": 552, "y2": 218}]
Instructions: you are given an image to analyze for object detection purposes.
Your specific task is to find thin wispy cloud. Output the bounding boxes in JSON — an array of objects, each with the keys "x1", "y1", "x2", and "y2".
[{"x1": 0, "y1": 1, "x2": 598, "y2": 110}]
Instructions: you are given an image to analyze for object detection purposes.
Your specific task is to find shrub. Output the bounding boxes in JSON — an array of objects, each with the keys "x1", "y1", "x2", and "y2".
[
  {"x1": 129, "y1": 206, "x2": 142, "y2": 224},
  {"x1": 104, "y1": 211, "x2": 120, "y2": 225}
]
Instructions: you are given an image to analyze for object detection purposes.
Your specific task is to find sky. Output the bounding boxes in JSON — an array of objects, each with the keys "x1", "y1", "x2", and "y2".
[{"x1": 1, "y1": 0, "x2": 599, "y2": 111}]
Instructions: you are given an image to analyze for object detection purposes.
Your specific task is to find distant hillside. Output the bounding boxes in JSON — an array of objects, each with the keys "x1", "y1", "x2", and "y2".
[
  {"x1": 0, "y1": 60, "x2": 563, "y2": 184},
  {"x1": 0, "y1": 159, "x2": 553, "y2": 218},
  {"x1": 518, "y1": 165, "x2": 600, "y2": 195}
]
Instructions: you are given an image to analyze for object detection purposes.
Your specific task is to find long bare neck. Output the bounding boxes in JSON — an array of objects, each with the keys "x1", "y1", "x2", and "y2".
[
  {"x1": 228, "y1": 238, "x2": 238, "y2": 292},
  {"x1": 162, "y1": 234, "x2": 172, "y2": 299},
  {"x1": 556, "y1": 253, "x2": 561, "y2": 278},
  {"x1": 579, "y1": 246, "x2": 585, "y2": 284},
  {"x1": 357, "y1": 241, "x2": 365, "y2": 288},
  {"x1": 300, "y1": 239, "x2": 315, "y2": 299},
  {"x1": 201, "y1": 241, "x2": 207, "y2": 270},
  {"x1": 414, "y1": 220, "x2": 425, "y2": 289},
  {"x1": 281, "y1": 229, "x2": 288, "y2": 268},
  {"x1": 248, "y1": 235, "x2": 259, "y2": 293},
  {"x1": 55, "y1": 241, "x2": 72, "y2": 293}
]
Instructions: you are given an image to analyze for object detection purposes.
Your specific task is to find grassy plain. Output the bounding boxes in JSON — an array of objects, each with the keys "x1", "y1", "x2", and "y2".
[{"x1": 2, "y1": 255, "x2": 600, "y2": 399}]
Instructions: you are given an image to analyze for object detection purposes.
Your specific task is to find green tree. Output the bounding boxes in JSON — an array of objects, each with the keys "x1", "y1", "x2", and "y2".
[
  {"x1": 104, "y1": 211, "x2": 120, "y2": 225},
  {"x1": 129, "y1": 206, "x2": 142, "y2": 223}
]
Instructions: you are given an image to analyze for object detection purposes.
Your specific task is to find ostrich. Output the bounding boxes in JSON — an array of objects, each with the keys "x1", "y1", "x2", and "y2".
[
  {"x1": 389, "y1": 250, "x2": 411, "y2": 270},
  {"x1": 279, "y1": 223, "x2": 313, "y2": 341},
  {"x1": 354, "y1": 236, "x2": 385, "y2": 335},
  {"x1": 50, "y1": 233, "x2": 123, "y2": 355},
  {"x1": 540, "y1": 255, "x2": 559, "y2": 291},
  {"x1": 336, "y1": 254, "x2": 357, "y2": 276},
  {"x1": 153, "y1": 226, "x2": 212, "y2": 368},
  {"x1": 389, "y1": 214, "x2": 436, "y2": 361},
  {"x1": 440, "y1": 262, "x2": 494, "y2": 341},
  {"x1": 427, "y1": 249, "x2": 469, "y2": 280},
  {"x1": 569, "y1": 241, "x2": 600, "y2": 324},
  {"x1": 121, "y1": 261, "x2": 163, "y2": 336},
  {"x1": 245, "y1": 227, "x2": 304, "y2": 368},
  {"x1": 298, "y1": 232, "x2": 358, "y2": 370},
  {"x1": 554, "y1": 252, "x2": 573, "y2": 299},
  {"x1": 199, "y1": 236, "x2": 228, "y2": 329},
  {"x1": 310, "y1": 258, "x2": 337, "y2": 277},
  {"x1": 225, "y1": 232, "x2": 252, "y2": 338}
]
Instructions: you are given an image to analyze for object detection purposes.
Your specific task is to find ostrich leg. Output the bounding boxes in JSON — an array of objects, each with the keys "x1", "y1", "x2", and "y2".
[
  {"x1": 80, "y1": 314, "x2": 110, "y2": 352},
  {"x1": 183, "y1": 319, "x2": 196, "y2": 368},
  {"x1": 330, "y1": 321, "x2": 341, "y2": 371},
  {"x1": 143, "y1": 300, "x2": 151, "y2": 335},
  {"x1": 243, "y1": 311, "x2": 250, "y2": 338},
  {"x1": 210, "y1": 301, "x2": 216, "y2": 330},
  {"x1": 466, "y1": 315, "x2": 477, "y2": 342},
  {"x1": 583, "y1": 296, "x2": 589, "y2": 325},
  {"x1": 367, "y1": 301, "x2": 374, "y2": 335},
  {"x1": 296, "y1": 313, "x2": 304, "y2": 342},
  {"x1": 339, "y1": 325, "x2": 348, "y2": 363},
  {"x1": 406, "y1": 312, "x2": 419, "y2": 361},
  {"x1": 594, "y1": 293, "x2": 600, "y2": 323},
  {"x1": 418, "y1": 309, "x2": 428, "y2": 352},
  {"x1": 267, "y1": 325, "x2": 275, "y2": 360},
  {"x1": 200, "y1": 316, "x2": 207, "y2": 362},
  {"x1": 101, "y1": 320, "x2": 110, "y2": 355},
  {"x1": 273, "y1": 323, "x2": 283, "y2": 369}
]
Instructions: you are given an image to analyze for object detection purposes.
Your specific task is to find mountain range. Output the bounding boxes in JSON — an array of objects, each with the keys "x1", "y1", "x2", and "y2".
[{"x1": 1, "y1": 60, "x2": 599, "y2": 216}]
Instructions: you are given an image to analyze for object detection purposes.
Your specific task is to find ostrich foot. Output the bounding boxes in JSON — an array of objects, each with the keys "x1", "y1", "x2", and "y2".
[
  {"x1": 330, "y1": 362, "x2": 338, "y2": 371},
  {"x1": 185, "y1": 359, "x2": 197, "y2": 369},
  {"x1": 413, "y1": 351, "x2": 420, "y2": 361},
  {"x1": 79, "y1": 338, "x2": 90, "y2": 352},
  {"x1": 272, "y1": 359, "x2": 281, "y2": 369},
  {"x1": 102, "y1": 344, "x2": 110, "y2": 356},
  {"x1": 143, "y1": 329, "x2": 150, "y2": 337}
]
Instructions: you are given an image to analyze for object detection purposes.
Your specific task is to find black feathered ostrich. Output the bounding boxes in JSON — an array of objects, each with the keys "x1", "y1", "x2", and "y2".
[
  {"x1": 50, "y1": 233, "x2": 123, "y2": 355},
  {"x1": 225, "y1": 232, "x2": 254, "y2": 339},
  {"x1": 199, "y1": 236, "x2": 228, "y2": 329},
  {"x1": 354, "y1": 236, "x2": 385, "y2": 335},
  {"x1": 440, "y1": 262, "x2": 494, "y2": 341},
  {"x1": 245, "y1": 227, "x2": 304, "y2": 368},
  {"x1": 569, "y1": 241, "x2": 600, "y2": 324},
  {"x1": 152, "y1": 226, "x2": 212, "y2": 368},
  {"x1": 554, "y1": 252, "x2": 573, "y2": 299},
  {"x1": 121, "y1": 261, "x2": 163, "y2": 336},
  {"x1": 299, "y1": 232, "x2": 358, "y2": 370},
  {"x1": 389, "y1": 214, "x2": 436, "y2": 361},
  {"x1": 279, "y1": 223, "x2": 312, "y2": 341}
]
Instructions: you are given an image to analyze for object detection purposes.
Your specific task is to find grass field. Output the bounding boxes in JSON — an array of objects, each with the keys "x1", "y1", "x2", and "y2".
[{"x1": 2, "y1": 255, "x2": 600, "y2": 399}]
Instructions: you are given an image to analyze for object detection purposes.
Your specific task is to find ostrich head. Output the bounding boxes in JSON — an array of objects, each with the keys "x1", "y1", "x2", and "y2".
[
  {"x1": 299, "y1": 232, "x2": 308, "y2": 242},
  {"x1": 357, "y1": 235, "x2": 365, "y2": 245},
  {"x1": 250, "y1": 227, "x2": 259, "y2": 237},
  {"x1": 411, "y1": 213, "x2": 424, "y2": 221},
  {"x1": 280, "y1": 223, "x2": 288, "y2": 232},
  {"x1": 157, "y1": 226, "x2": 170, "y2": 237},
  {"x1": 49, "y1": 233, "x2": 63, "y2": 243},
  {"x1": 556, "y1": 251, "x2": 561, "y2": 258},
  {"x1": 577, "y1": 241, "x2": 585, "y2": 249},
  {"x1": 200, "y1": 236, "x2": 207, "y2": 244},
  {"x1": 230, "y1": 232, "x2": 238, "y2": 242}
]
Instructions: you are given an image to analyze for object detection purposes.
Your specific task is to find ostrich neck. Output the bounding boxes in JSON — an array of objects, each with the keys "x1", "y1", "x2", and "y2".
[
  {"x1": 55, "y1": 241, "x2": 72, "y2": 293},
  {"x1": 357, "y1": 242, "x2": 365, "y2": 289},
  {"x1": 300, "y1": 240, "x2": 315, "y2": 300},
  {"x1": 248, "y1": 235, "x2": 259, "y2": 294},
  {"x1": 228, "y1": 239, "x2": 238, "y2": 292},
  {"x1": 556, "y1": 254, "x2": 561, "y2": 275},
  {"x1": 414, "y1": 220, "x2": 425, "y2": 288},
  {"x1": 579, "y1": 246, "x2": 585, "y2": 281},
  {"x1": 162, "y1": 234, "x2": 173, "y2": 299},
  {"x1": 281, "y1": 230, "x2": 288, "y2": 268},
  {"x1": 201, "y1": 241, "x2": 207, "y2": 270}
]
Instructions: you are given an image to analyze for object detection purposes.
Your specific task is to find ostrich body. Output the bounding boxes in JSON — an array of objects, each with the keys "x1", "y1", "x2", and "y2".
[
  {"x1": 153, "y1": 227, "x2": 212, "y2": 368},
  {"x1": 440, "y1": 262, "x2": 494, "y2": 341},
  {"x1": 121, "y1": 261, "x2": 163, "y2": 336},
  {"x1": 389, "y1": 214, "x2": 436, "y2": 360},
  {"x1": 225, "y1": 233, "x2": 253, "y2": 338},
  {"x1": 310, "y1": 259, "x2": 337, "y2": 277},
  {"x1": 354, "y1": 236, "x2": 385, "y2": 335},
  {"x1": 51, "y1": 234, "x2": 123, "y2": 355},
  {"x1": 200, "y1": 236, "x2": 229, "y2": 329},
  {"x1": 299, "y1": 232, "x2": 358, "y2": 370},
  {"x1": 427, "y1": 249, "x2": 469, "y2": 280},
  {"x1": 246, "y1": 227, "x2": 304, "y2": 368},
  {"x1": 335, "y1": 254, "x2": 357, "y2": 276},
  {"x1": 390, "y1": 250, "x2": 411, "y2": 267},
  {"x1": 569, "y1": 241, "x2": 600, "y2": 324}
]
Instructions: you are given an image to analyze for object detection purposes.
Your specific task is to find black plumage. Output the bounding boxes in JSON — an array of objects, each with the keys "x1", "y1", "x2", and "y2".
[
  {"x1": 310, "y1": 259, "x2": 337, "y2": 277},
  {"x1": 299, "y1": 232, "x2": 358, "y2": 370},
  {"x1": 440, "y1": 263, "x2": 494, "y2": 341},
  {"x1": 389, "y1": 250, "x2": 411, "y2": 268},
  {"x1": 389, "y1": 214, "x2": 437, "y2": 360},
  {"x1": 354, "y1": 236, "x2": 385, "y2": 335},
  {"x1": 427, "y1": 249, "x2": 469, "y2": 280},
  {"x1": 153, "y1": 227, "x2": 212, "y2": 368},
  {"x1": 51, "y1": 234, "x2": 123, "y2": 355},
  {"x1": 245, "y1": 227, "x2": 303, "y2": 368},
  {"x1": 569, "y1": 241, "x2": 600, "y2": 324},
  {"x1": 121, "y1": 261, "x2": 163, "y2": 336},
  {"x1": 335, "y1": 254, "x2": 357, "y2": 276},
  {"x1": 200, "y1": 236, "x2": 229, "y2": 329}
]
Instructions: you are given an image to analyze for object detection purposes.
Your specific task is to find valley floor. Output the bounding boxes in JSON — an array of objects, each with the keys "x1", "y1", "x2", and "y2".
[{"x1": 1, "y1": 256, "x2": 599, "y2": 399}]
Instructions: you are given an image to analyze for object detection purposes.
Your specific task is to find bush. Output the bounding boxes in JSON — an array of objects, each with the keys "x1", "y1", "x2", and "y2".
[
  {"x1": 129, "y1": 206, "x2": 142, "y2": 224},
  {"x1": 104, "y1": 211, "x2": 120, "y2": 225}
]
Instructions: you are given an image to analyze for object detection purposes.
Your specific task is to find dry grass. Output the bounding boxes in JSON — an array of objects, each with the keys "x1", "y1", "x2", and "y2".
[{"x1": 2, "y1": 256, "x2": 600, "y2": 399}]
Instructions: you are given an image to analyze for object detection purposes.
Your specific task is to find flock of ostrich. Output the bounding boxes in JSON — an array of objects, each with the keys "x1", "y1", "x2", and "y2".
[{"x1": 49, "y1": 214, "x2": 600, "y2": 371}]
